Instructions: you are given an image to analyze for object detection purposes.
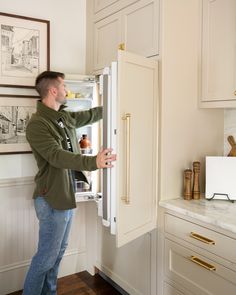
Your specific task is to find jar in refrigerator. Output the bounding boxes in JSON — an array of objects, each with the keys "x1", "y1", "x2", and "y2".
[{"x1": 79, "y1": 134, "x2": 91, "y2": 149}]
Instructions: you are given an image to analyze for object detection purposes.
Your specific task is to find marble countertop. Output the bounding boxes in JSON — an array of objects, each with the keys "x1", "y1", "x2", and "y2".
[{"x1": 159, "y1": 198, "x2": 236, "y2": 235}]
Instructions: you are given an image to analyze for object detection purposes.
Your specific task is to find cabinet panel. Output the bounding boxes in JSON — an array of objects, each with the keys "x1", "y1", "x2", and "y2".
[
  {"x1": 165, "y1": 239, "x2": 236, "y2": 295},
  {"x1": 123, "y1": 0, "x2": 159, "y2": 57},
  {"x1": 200, "y1": 0, "x2": 236, "y2": 106},
  {"x1": 163, "y1": 282, "x2": 185, "y2": 295},
  {"x1": 96, "y1": 222, "x2": 153, "y2": 294},
  {"x1": 116, "y1": 51, "x2": 158, "y2": 247},
  {"x1": 94, "y1": 12, "x2": 122, "y2": 70},
  {"x1": 94, "y1": 0, "x2": 119, "y2": 13},
  {"x1": 93, "y1": 0, "x2": 140, "y2": 22},
  {"x1": 165, "y1": 213, "x2": 236, "y2": 264},
  {"x1": 92, "y1": 0, "x2": 159, "y2": 72}
]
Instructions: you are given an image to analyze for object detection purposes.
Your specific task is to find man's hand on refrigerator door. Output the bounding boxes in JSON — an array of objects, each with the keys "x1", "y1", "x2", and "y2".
[{"x1": 96, "y1": 148, "x2": 116, "y2": 169}]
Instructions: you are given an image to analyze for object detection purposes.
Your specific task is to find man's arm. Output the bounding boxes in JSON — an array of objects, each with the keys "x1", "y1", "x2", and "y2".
[
  {"x1": 26, "y1": 120, "x2": 98, "y2": 171},
  {"x1": 66, "y1": 106, "x2": 103, "y2": 128},
  {"x1": 26, "y1": 118, "x2": 116, "y2": 170}
]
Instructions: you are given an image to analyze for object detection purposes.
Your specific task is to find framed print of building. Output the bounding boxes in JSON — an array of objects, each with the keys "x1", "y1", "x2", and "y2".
[
  {"x1": 0, "y1": 12, "x2": 50, "y2": 88},
  {"x1": 0, "y1": 97, "x2": 36, "y2": 154}
]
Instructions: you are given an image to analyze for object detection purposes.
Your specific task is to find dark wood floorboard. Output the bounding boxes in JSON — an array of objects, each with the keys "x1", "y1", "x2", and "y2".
[{"x1": 7, "y1": 271, "x2": 122, "y2": 295}]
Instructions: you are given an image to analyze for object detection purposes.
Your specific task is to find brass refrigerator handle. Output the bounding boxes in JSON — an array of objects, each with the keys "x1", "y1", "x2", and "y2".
[
  {"x1": 190, "y1": 232, "x2": 215, "y2": 245},
  {"x1": 121, "y1": 113, "x2": 131, "y2": 204},
  {"x1": 190, "y1": 256, "x2": 216, "y2": 271},
  {"x1": 118, "y1": 43, "x2": 125, "y2": 51}
]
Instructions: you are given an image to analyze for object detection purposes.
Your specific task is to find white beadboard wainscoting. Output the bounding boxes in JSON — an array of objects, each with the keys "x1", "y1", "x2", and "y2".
[{"x1": 0, "y1": 177, "x2": 89, "y2": 295}]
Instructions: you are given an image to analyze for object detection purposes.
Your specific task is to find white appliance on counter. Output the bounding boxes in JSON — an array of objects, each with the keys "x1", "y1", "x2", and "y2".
[
  {"x1": 205, "y1": 156, "x2": 236, "y2": 201},
  {"x1": 66, "y1": 50, "x2": 158, "y2": 248}
]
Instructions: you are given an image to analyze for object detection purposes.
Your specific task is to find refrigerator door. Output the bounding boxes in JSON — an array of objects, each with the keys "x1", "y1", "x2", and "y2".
[
  {"x1": 101, "y1": 51, "x2": 158, "y2": 247},
  {"x1": 115, "y1": 50, "x2": 158, "y2": 247}
]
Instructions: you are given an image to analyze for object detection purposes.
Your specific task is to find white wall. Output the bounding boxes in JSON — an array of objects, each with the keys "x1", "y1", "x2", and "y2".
[
  {"x1": 224, "y1": 109, "x2": 236, "y2": 155},
  {"x1": 0, "y1": 2, "x2": 89, "y2": 293},
  {"x1": 0, "y1": 0, "x2": 87, "y2": 179},
  {"x1": 0, "y1": 178, "x2": 88, "y2": 294},
  {"x1": 0, "y1": 0, "x2": 87, "y2": 73}
]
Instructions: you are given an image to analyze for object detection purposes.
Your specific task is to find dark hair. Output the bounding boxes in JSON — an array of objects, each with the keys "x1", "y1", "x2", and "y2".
[{"x1": 35, "y1": 71, "x2": 65, "y2": 98}]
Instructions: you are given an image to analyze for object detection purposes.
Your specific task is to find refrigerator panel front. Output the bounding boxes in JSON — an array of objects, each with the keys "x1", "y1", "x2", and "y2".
[{"x1": 115, "y1": 50, "x2": 158, "y2": 247}]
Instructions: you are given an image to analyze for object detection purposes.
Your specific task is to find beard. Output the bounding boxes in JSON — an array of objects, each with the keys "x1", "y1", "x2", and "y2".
[{"x1": 56, "y1": 96, "x2": 67, "y2": 105}]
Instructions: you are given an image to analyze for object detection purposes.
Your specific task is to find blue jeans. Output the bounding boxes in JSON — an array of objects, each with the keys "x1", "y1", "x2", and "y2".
[{"x1": 23, "y1": 196, "x2": 73, "y2": 295}]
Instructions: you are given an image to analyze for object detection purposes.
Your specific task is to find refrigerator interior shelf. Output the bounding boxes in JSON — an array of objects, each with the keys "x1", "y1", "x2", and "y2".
[
  {"x1": 66, "y1": 98, "x2": 93, "y2": 102},
  {"x1": 75, "y1": 192, "x2": 96, "y2": 202}
]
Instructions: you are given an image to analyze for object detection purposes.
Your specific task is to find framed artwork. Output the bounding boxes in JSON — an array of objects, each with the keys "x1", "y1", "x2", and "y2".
[
  {"x1": 0, "y1": 85, "x2": 39, "y2": 98},
  {"x1": 0, "y1": 12, "x2": 50, "y2": 88},
  {"x1": 0, "y1": 96, "x2": 37, "y2": 154}
]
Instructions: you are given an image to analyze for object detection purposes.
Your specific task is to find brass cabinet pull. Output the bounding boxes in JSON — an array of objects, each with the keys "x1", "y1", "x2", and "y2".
[
  {"x1": 234, "y1": 90, "x2": 236, "y2": 96},
  {"x1": 190, "y1": 232, "x2": 215, "y2": 245},
  {"x1": 190, "y1": 256, "x2": 216, "y2": 271},
  {"x1": 121, "y1": 113, "x2": 131, "y2": 204},
  {"x1": 118, "y1": 43, "x2": 125, "y2": 51}
]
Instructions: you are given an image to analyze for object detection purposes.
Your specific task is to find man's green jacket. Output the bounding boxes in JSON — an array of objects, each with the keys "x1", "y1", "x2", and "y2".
[{"x1": 26, "y1": 100, "x2": 102, "y2": 209}]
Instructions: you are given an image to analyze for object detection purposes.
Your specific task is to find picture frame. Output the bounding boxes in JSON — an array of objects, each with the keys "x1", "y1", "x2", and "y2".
[
  {"x1": 0, "y1": 85, "x2": 39, "y2": 98},
  {"x1": 0, "y1": 96, "x2": 37, "y2": 154},
  {"x1": 0, "y1": 12, "x2": 50, "y2": 88}
]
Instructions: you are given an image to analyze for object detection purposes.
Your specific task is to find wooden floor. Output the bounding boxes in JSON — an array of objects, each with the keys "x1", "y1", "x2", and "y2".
[{"x1": 8, "y1": 271, "x2": 123, "y2": 295}]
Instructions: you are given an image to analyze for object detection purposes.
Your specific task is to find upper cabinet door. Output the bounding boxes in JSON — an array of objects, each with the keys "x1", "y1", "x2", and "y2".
[
  {"x1": 92, "y1": 0, "x2": 159, "y2": 72},
  {"x1": 200, "y1": 0, "x2": 236, "y2": 107},
  {"x1": 94, "y1": 0, "x2": 119, "y2": 14},
  {"x1": 116, "y1": 50, "x2": 158, "y2": 247},
  {"x1": 94, "y1": 12, "x2": 122, "y2": 71},
  {"x1": 122, "y1": 0, "x2": 159, "y2": 57}
]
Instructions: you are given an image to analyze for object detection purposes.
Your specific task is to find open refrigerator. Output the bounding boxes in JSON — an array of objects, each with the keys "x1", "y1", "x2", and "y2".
[{"x1": 65, "y1": 50, "x2": 158, "y2": 248}]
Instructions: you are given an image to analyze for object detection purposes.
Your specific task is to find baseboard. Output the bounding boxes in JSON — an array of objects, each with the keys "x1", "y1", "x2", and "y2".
[{"x1": 0, "y1": 249, "x2": 86, "y2": 295}]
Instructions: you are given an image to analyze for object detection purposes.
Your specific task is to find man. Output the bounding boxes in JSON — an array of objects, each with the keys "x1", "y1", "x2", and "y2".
[{"x1": 23, "y1": 71, "x2": 116, "y2": 294}]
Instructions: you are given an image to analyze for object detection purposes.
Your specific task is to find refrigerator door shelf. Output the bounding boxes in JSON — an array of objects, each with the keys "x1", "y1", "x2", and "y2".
[
  {"x1": 110, "y1": 61, "x2": 118, "y2": 235},
  {"x1": 75, "y1": 192, "x2": 96, "y2": 202},
  {"x1": 101, "y1": 72, "x2": 111, "y2": 228}
]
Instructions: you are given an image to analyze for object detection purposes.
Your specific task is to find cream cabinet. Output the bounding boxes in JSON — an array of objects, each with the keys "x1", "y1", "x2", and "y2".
[
  {"x1": 165, "y1": 239, "x2": 236, "y2": 295},
  {"x1": 93, "y1": 0, "x2": 119, "y2": 14},
  {"x1": 163, "y1": 282, "x2": 186, "y2": 295},
  {"x1": 93, "y1": 12, "x2": 122, "y2": 71},
  {"x1": 93, "y1": 0, "x2": 137, "y2": 16},
  {"x1": 200, "y1": 0, "x2": 236, "y2": 108},
  {"x1": 93, "y1": 0, "x2": 159, "y2": 71},
  {"x1": 122, "y1": 0, "x2": 159, "y2": 58},
  {"x1": 162, "y1": 212, "x2": 236, "y2": 295}
]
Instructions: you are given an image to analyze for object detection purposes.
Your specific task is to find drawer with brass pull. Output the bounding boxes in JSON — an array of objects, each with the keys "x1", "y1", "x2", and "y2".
[
  {"x1": 164, "y1": 213, "x2": 236, "y2": 264},
  {"x1": 164, "y1": 239, "x2": 236, "y2": 295}
]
